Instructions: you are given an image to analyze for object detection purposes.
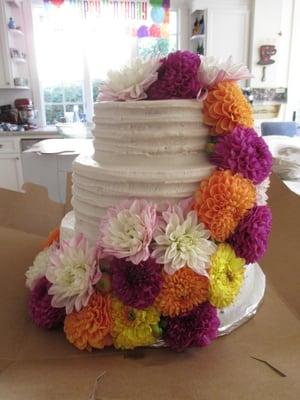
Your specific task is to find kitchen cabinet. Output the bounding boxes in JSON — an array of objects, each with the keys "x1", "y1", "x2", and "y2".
[
  {"x1": 0, "y1": 0, "x2": 30, "y2": 89},
  {"x1": 0, "y1": 136, "x2": 23, "y2": 190},
  {"x1": 0, "y1": 152, "x2": 23, "y2": 190},
  {"x1": 206, "y1": 8, "x2": 250, "y2": 64},
  {"x1": 190, "y1": 0, "x2": 251, "y2": 65}
]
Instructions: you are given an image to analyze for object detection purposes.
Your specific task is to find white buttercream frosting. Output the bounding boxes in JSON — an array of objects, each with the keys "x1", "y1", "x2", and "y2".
[{"x1": 72, "y1": 99, "x2": 213, "y2": 243}]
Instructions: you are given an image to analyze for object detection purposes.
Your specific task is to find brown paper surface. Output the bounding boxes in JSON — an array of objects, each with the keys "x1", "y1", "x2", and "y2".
[
  {"x1": 0, "y1": 183, "x2": 65, "y2": 236},
  {"x1": 0, "y1": 174, "x2": 299, "y2": 399}
]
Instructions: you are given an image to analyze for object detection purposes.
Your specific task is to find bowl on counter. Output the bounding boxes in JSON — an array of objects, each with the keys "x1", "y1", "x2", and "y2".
[{"x1": 56, "y1": 122, "x2": 94, "y2": 138}]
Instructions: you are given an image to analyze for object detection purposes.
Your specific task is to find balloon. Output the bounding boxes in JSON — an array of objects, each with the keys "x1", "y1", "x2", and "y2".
[
  {"x1": 151, "y1": 6, "x2": 165, "y2": 24},
  {"x1": 150, "y1": 0, "x2": 163, "y2": 6},
  {"x1": 137, "y1": 25, "x2": 149, "y2": 38},
  {"x1": 50, "y1": 0, "x2": 64, "y2": 6},
  {"x1": 149, "y1": 24, "x2": 161, "y2": 38},
  {"x1": 160, "y1": 23, "x2": 169, "y2": 39}
]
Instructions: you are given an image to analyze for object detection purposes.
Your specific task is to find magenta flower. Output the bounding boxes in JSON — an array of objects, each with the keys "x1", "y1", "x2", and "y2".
[
  {"x1": 162, "y1": 302, "x2": 219, "y2": 351},
  {"x1": 211, "y1": 126, "x2": 272, "y2": 184},
  {"x1": 29, "y1": 277, "x2": 65, "y2": 329},
  {"x1": 229, "y1": 206, "x2": 272, "y2": 263},
  {"x1": 111, "y1": 258, "x2": 163, "y2": 309},
  {"x1": 146, "y1": 51, "x2": 201, "y2": 100},
  {"x1": 97, "y1": 199, "x2": 157, "y2": 265}
]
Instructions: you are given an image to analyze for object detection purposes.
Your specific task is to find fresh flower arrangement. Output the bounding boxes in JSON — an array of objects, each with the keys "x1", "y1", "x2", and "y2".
[{"x1": 25, "y1": 51, "x2": 272, "y2": 352}]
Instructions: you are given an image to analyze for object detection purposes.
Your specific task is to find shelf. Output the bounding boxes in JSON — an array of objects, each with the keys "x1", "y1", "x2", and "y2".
[
  {"x1": 13, "y1": 85, "x2": 29, "y2": 89},
  {"x1": 5, "y1": 0, "x2": 22, "y2": 8},
  {"x1": 0, "y1": 85, "x2": 29, "y2": 90},
  {"x1": 190, "y1": 34, "x2": 205, "y2": 40},
  {"x1": 11, "y1": 57, "x2": 26, "y2": 64},
  {"x1": 8, "y1": 28, "x2": 24, "y2": 36}
]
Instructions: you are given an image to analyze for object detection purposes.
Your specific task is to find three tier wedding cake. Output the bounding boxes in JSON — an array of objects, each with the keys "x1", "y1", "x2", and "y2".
[{"x1": 25, "y1": 51, "x2": 272, "y2": 352}]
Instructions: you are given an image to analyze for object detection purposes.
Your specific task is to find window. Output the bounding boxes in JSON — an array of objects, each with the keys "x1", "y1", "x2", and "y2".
[{"x1": 32, "y1": 4, "x2": 179, "y2": 126}]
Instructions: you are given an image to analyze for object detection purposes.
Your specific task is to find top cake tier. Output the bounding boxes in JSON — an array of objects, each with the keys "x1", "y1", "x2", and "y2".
[{"x1": 92, "y1": 99, "x2": 210, "y2": 169}]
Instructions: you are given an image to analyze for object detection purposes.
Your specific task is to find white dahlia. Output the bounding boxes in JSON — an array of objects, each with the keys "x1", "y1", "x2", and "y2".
[
  {"x1": 98, "y1": 57, "x2": 161, "y2": 101},
  {"x1": 152, "y1": 202, "x2": 217, "y2": 276},
  {"x1": 46, "y1": 234, "x2": 100, "y2": 314},
  {"x1": 256, "y1": 176, "x2": 270, "y2": 206},
  {"x1": 198, "y1": 55, "x2": 253, "y2": 90},
  {"x1": 25, "y1": 248, "x2": 50, "y2": 290}
]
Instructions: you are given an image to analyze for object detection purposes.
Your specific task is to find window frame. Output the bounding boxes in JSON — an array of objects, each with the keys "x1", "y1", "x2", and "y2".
[{"x1": 29, "y1": 3, "x2": 181, "y2": 127}]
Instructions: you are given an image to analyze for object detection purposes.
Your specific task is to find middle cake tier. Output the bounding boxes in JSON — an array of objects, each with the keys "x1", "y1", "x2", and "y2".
[{"x1": 72, "y1": 99, "x2": 213, "y2": 242}]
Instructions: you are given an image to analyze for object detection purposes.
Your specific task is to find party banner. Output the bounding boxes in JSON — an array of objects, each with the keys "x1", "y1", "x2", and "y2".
[{"x1": 44, "y1": 1, "x2": 172, "y2": 57}]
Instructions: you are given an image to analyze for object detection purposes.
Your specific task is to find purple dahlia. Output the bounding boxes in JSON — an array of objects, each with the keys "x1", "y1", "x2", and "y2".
[
  {"x1": 229, "y1": 205, "x2": 272, "y2": 264},
  {"x1": 211, "y1": 126, "x2": 272, "y2": 184},
  {"x1": 111, "y1": 258, "x2": 163, "y2": 309},
  {"x1": 146, "y1": 50, "x2": 201, "y2": 100},
  {"x1": 162, "y1": 302, "x2": 219, "y2": 352},
  {"x1": 29, "y1": 277, "x2": 65, "y2": 329}
]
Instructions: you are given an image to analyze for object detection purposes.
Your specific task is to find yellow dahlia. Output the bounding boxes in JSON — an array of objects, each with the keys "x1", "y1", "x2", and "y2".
[
  {"x1": 111, "y1": 298, "x2": 160, "y2": 350},
  {"x1": 203, "y1": 81, "x2": 253, "y2": 135},
  {"x1": 194, "y1": 170, "x2": 256, "y2": 241},
  {"x1": 155, "y1": 268, "x2": 209, "y2": 317},
  {"x1": 209, "y1": 244, "x2": 245, "y2": 308}
]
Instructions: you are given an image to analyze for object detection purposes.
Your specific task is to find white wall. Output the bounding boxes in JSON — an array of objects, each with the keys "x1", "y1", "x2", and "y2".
[
  {"x1": 171, "y1": 0, "x2": 190, "y2": 50},
  {"x1": 0, "y1": 88, "x2": 31, "y2": 106},
  {"x1": 286, "y1": 0, "x2": 300, "y2": 121},
  {"x1": 250, "y1": 0, "x2": 294, "y2": 88}
]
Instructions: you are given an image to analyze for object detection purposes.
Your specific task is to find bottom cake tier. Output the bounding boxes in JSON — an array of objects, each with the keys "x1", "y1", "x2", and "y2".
[{"x1": 61, "y1": 211, "x2": 266, "y2": 337}]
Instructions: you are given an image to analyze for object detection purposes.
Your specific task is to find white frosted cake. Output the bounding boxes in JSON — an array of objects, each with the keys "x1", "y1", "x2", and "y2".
[
  {"x1": 72, "y1": 100, "x2": 213, "y2": 242},
  {"x1": 26, "y1": 52, "x2": 273, "y2": 352}
]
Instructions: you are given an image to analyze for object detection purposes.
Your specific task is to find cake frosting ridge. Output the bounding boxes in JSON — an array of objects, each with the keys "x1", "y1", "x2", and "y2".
[{"x1": 72, "y1": 99, "x2": 213, "y2": 242}]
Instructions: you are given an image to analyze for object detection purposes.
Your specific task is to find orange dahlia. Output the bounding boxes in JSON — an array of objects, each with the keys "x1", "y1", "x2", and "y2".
[
  {"x1": 194, "y1": 170, "x2": 256, "y2": 242},
  {"x1": 64, "y1": 293, "x2": 112, "y2": 351},
  {"x1": 203, "y1": 81, "x2": 253, "y2": 135},
  {"x1": 43, "y1": 227, "x2": 60, "y2": 249},
  {"x1": 155, "y1": 267, "x2": 209, "y2": 317}
]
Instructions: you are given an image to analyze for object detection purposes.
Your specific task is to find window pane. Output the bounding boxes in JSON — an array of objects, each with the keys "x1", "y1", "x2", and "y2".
[
  {"x1": 45, "y1": 104, "x2": 64, "y2": 125},
  {"x1": 169, "y1": 11, "x2": 178, "y2": 35},
  {"x1": 138, "y1": 38, "x2": 170, "y2": 59},
  {"x1": 169, "y1": 35, "x2": 178, "y2": 53},
  {"x1": 64, "y1": 83, "x2": 83, "y2": 103},
  {"x1": 93, "y1": 79, "x2": 104, "y2": 102},
  {"x1": 43, "y1": 86, "x2": 63, "y2": 103}
]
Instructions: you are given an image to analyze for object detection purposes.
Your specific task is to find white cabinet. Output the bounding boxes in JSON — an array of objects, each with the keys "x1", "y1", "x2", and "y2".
[
  {"x1": 0, "y1": 137, "x2": 23, "y2": 191},
  {"x1": 190, "y1": 0, "x2": 251, "y2": 65},
  {"x1": 206, "y1": 8, "x2": 249, "y2": 64},
  {"x1": 0, "y1": 152, "x2": 23, "y2": 191},
  {"x1": 0, "y1": 0, "x2": 30, "y2": 89}
]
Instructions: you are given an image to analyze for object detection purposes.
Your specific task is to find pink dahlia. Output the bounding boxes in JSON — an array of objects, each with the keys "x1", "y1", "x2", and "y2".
[
  {"x1": 198, "y1": 55, "x2": 253, "y2": 91},
  {"x1": 211, "y1": 126, "x2": 272, "y2": 184},
  {"x1": 229, "y1": 206, "x2": 272, "y2": 264},
  {"x1": 111, "y1": 258, "x2": 163, "y2": 309},
  {"x1": 162, "y1": 302, "x2": 219, "y2": 351},
  {"x1": 29, "y1": 277, "x2": 65, "y2": 329},
  {"x1": 97, "y1": 199, "x2": 157, "y2": 265},
  {"x1": 146, "y1": 51, "x2": 201, "y2": 100}
]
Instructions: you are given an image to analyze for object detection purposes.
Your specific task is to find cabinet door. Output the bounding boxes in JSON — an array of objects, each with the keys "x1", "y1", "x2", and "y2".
[
  {"x1": 207, "y1": 9, "x2": 250, "y2": 64},
  {"x1": 0, "y1": 0, "x2": 12, "y2": 88},
  {"x1": 0, "y1": 154, "x2": 23, "y2": 191}
]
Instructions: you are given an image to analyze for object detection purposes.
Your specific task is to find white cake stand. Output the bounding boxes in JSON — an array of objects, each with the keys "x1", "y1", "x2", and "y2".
[{"x1": 61, "y1": 211, "x2": 266, "y2": 336}]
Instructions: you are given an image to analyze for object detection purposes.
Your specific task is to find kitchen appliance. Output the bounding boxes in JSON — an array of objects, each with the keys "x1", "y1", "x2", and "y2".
[
  {"x1": 0, "y1": 104, "x2": 18, "y2": 124},
  {"x1": 14, "y1": 98, "x2": 38, "y2": 129}
]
